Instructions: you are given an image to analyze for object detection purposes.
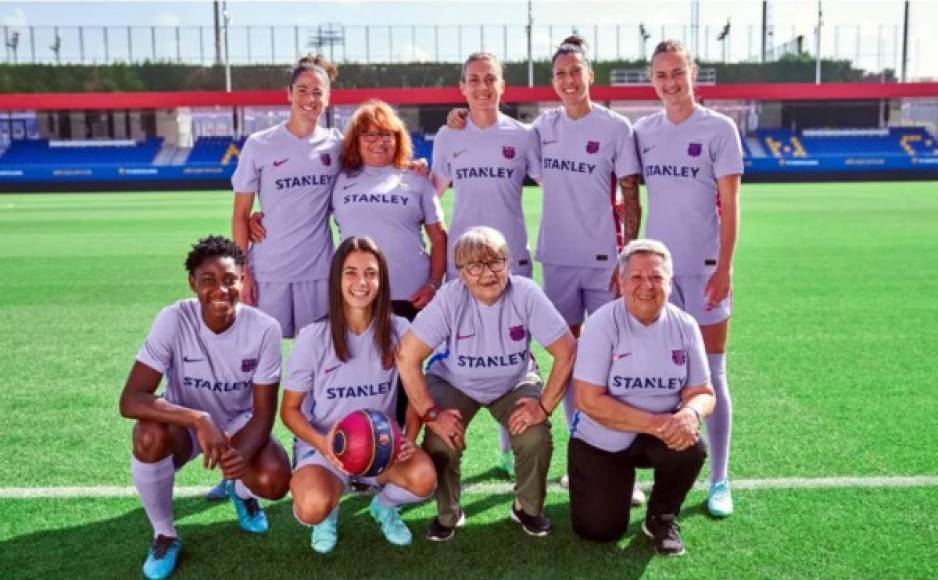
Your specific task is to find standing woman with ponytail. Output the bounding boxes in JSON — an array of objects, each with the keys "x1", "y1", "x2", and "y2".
[
  {"x1": 232, "y1": 54, "x2": 342, "y2": 339},
  {"x1": 533, "y1": 36, "x2": 643, "y2": 502},
  {"x1": 635, "y1": 40, "x2": 743, "y2": 517}
]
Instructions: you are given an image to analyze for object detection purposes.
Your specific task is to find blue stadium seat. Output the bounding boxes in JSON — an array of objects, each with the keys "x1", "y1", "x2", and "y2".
[{"x1": 0, "y1": 137, "x2": 163, "y2": 166}]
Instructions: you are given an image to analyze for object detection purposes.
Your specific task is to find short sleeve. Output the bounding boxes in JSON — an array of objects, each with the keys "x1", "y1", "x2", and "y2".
[
  {"x1": 419, "y1": 176, "x2": 443, "y2": 225},
  {"x1": 712, "y1": 119, "x2": 744, "y2": 178},
  {"x1": 408, "y1": 286, "x2": 453, "y2": 350},
  {"x1": 252, "y1": 318, "x2": 283, "y2": 385},
  {"x1": 283, "y1": 325, "x2": 322, "y2": 393},
  {"x1": 521, "y1": 281, "x2": 568, "y2": 348},
  {"x1": 524, "y1": 125, "x2": 542, "y2": 181},
  {"x1": 231, "y1": 136, "x2": 259, "y2": 193},
  {"x1": 430, "y1": 127, "x2": 451, "y2": 183},
  {"x1": 683, "y1": 318, "x2": 710, "y2": 388},
  {"x1": 613, "y1": 116, "x2": 641, "y2": 177},
  {"x1": 572, "y1": 311, "x2": 614, "y2": 388},
  {"x1": 135, "y1": 306, "x2": 178, "y2": 374}
]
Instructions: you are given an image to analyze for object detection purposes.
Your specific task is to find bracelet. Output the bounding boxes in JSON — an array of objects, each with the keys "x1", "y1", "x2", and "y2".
[
  {"x1": 537, "y1": 400, "x2": 551, "y2": 417},
  {"x1": 427, "y1": 280, "x2": 442, "y2": 290},
  {"x1": 684, "y1": 406, "x2": 702, "y2": 423}
]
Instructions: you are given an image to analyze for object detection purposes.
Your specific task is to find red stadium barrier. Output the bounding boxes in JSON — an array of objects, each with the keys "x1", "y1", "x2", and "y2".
[{"x1": 1, "y1": 83, "x2": 937, "y2": 110}]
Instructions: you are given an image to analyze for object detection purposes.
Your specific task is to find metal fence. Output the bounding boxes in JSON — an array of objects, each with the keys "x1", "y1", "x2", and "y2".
[{"x1": 1, "y1": 22, "x2": 911, "y2": 74}]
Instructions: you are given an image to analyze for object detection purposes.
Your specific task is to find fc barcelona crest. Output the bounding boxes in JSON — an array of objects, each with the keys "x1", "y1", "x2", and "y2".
[
  {"x1": 241, "y1": 358, "x2": 258, "y2": 372},
  {"x1": 320, "y1": 152, "x2": 332, "y2": 166},
  {"x1": 671, "y1": 350, "x2": 687, "y2": 366},
  {"x1": 502, "y1": 146, "x2": 516, "y2": 159},
  {"x1": 509, "y1": 325, "x2": 526, "y2": 341},
  {"x1": 586, "y1": 140, "x2": 600, "y2": 154},
  {"x1": 687, "y1": 143, "x2": 702, "y2": 157}
]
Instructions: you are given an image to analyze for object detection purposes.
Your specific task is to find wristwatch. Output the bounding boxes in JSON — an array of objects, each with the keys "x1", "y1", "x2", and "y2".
[{"x1": 420, "y1": 405, "x2": 440, "y2": 423}]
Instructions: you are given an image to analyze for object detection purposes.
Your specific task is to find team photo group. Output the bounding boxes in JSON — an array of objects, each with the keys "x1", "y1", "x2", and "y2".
[{"x1": 119, "y1": 34, "x2": 742, "y2": 579}]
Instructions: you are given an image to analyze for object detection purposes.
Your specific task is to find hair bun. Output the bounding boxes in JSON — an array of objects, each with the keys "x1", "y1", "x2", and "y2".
[{"x1": 561, "y1": 35, "x2": 585, "y2": 47}]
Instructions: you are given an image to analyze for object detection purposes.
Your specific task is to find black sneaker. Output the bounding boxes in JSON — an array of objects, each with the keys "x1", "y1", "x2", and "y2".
[
  {"x1": 641, "y1": 514, "x2": 686, "y2": 556},
  {"x1": 425, "y1": 511, "x2": 465, "y2": 542},
  {"x1": 510, "y1": 503, "x2": 551, "y2": 537}
]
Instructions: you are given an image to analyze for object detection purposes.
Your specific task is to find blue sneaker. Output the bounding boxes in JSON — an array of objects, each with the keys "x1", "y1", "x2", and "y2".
[
  {"x1": 225, "y1": 480, "x2": 269, "y2": 534},
  {"x1": 142, "y1": 535, "x2": 181, "y2": 579},
  {"x1": 707, "y1": 480, "x2": 734, "y2": 517},
  {"x1": 205, "y1": 479, "x2": 228, "y2": 501},
  {"x1": 311, "y1": 508, "x2": 339, "y2": 554},
  {"x1": 370, "y1": 496, "x2": 413, "y2": 546}
]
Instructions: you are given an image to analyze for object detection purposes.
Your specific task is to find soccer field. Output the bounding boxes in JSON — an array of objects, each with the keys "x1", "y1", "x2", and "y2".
[{"x1": 1, "y1": 182, "x2": 937, "y2": 578}]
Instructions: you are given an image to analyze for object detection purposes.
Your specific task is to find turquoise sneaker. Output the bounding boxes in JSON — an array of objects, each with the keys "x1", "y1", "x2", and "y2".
[
  {"x1": 311, "y1": 508, "x2": 339, "y2": 554},
  {"x1": 225, "y1": 480, "x2": 269, "y2": 534},
  {"x1": 142, "y1": 535, "x2": 182, "y2": 580},
  {"x1": 497, "y1": 450, "x2": 515, "y2": 479},
  {"x1": 707, "y1": 480, "x2": 734, "y2": 517},
  {"x1": 370, "y1": 496, "x2": 413, "y2": 546}
]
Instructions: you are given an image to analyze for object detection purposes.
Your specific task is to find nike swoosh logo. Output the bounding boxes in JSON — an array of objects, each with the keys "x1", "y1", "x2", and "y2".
[
  {"x1": 453, "y1": 149, "x2": 469, "y2": 158},
  {"x1": 612, "y1": 352, "x2": 632, "y2": 361},
  {"x1": 541, "y1": 139, "x2": 558, "y2": 145},
  {"x1": 273, "y1": 158, "x2": 288, "y2": 167},
  {"x1": 642, "y1": 145, "x2": 657, "y2": 154},
  {"x1": 324, "y1": 365, "x2": 342, "y2": 374},
  {"x1": 456, "y1": 333, "x2": 476, "y2": 341},
  {"x1": 343, "y1": 183, "x2": 357, "y2": 190},
  {"x1": 183, "y1": 356, "x2": 205, "y2": 363}
]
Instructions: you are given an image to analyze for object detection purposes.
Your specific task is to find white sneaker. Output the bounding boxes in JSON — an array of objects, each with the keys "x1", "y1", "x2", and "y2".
[{"x1": 631, "y1": 484, "x2": 646, "y2": 506}]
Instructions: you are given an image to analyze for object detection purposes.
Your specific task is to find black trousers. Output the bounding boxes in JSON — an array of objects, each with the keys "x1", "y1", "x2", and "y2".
[
  {"x1": 568, "y1": 434, "x2": 706, "y2": 543},
  {"x1": 391, "y1": 300, "x2": 421, "y2": 426}
]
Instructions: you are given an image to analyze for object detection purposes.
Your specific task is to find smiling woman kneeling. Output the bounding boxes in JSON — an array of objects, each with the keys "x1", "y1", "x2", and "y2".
[{"x1": 568, "y1": 239, "x2": 715, "y2": 557}]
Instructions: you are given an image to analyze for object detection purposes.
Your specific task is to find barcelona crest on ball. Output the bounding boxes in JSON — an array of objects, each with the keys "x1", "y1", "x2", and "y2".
[{"x1": 331, "y1": 408, "x2": 402, "y2": 477}]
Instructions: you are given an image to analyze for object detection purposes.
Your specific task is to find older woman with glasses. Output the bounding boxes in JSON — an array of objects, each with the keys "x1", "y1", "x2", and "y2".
[
  {"x1": 396, "y1": 226, "x2": 576, "y2": 542},
  {"x1": 568, "y1": 239, "x2": 715, "y2": 557}
]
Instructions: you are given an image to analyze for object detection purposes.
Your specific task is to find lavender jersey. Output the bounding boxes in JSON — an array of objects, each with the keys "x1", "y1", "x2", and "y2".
[
  {"x1": 635, "y1": 105, "x2": 744, "y2": 275},
  {"x1": 533, "y1": 105, "x2": 641, "y2": 268},
  {"x1": 135, "y1": 299, "x2": 282, "y2": 424},
  {"x1": 571, "y1": 301, "x2": 709, "y2": 452},
  {"x1": 333, "y1": 166, "x2": 443, "y2": 301},
  {"x1": 284, "y1": 317, "x2": 409, "y2": 432},
  {"x1": 409, "y1": 276, "x2": 568, "y2": 404},
  {"x1": 232, "y1": 123, "x2": 342, "y2": 282},
  {"x1": 431, "y1": 113, "x2": 539, "y2": 276}
]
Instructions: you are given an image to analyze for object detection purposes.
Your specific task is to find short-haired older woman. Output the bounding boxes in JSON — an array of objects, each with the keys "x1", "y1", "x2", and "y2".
[
  {"x1": 397, "y1": 226, "x2": 576, "y2": 541},
  {"x1": 569, "y1": 239, "x2": 715, "y2": 557}
]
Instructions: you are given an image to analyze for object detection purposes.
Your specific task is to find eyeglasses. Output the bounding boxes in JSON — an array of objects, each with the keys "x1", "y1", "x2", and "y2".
[
  {"x1": 624, "y1": 273, "x2": 668, "y2": 286},
  {"x1": 458, "y1": 258, "x2": 507, "y2": 277},
  {"x1": 361, "y1": 131, "x2": 395, "y2": 143}
]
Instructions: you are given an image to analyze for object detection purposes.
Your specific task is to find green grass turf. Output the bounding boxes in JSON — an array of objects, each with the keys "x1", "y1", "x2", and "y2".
[
  {"x1": 2, "y1": 488, "x2": 937, "y2": 579},
  {"x1": 1, "y1": 183, "x2": 937, "y2": 577}
]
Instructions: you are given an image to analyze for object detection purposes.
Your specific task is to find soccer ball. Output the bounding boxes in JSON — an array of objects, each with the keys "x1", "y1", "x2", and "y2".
[{"x1": 332, "y1": 409, "x2": 402, "y2": 477}]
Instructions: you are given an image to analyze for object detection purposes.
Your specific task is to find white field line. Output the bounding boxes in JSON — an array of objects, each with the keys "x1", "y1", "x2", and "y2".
[{"x1": 1, "y1": 476, "x2": 938, "y2": 499}]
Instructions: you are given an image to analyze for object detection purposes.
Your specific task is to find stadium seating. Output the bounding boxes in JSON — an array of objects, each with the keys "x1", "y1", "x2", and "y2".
[
  {"x1": 757, "y1": 127, "x2": 938, "y2": 159},
  {"x1": 0, "y1": 137, "x2": 163, "y2": 166},
  {"x1": 186, "y1": 136, "x2": 247, "y2": 165}
]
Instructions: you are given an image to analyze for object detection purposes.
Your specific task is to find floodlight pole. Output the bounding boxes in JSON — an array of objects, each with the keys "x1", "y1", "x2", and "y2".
[
  {"x1": 526, "y1": 0, "x2": 534, "y2": 87},
  {"x1": 814, "y1": 1, "x2": 822, "y2": 84},
  {"x1": 222, "y1": 0, "x2": 231, "y2": 92},
  {"x1": 900, "y1": 0, "x2": 909, "y2": 82}
]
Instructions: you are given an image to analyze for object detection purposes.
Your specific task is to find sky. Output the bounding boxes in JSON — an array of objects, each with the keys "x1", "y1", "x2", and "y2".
[{"x1": 1, "y1": 0, "x2": 936, "y2": 79}]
